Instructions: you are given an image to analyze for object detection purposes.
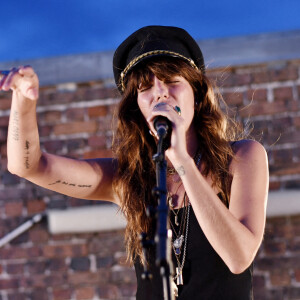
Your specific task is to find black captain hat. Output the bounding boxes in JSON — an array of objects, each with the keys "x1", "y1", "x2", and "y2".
[{"x1": 113, "y1": 25, "x2": 205, "y2": 93}]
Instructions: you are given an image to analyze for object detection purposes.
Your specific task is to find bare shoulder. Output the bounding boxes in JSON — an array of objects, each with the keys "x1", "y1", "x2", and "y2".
[{"x1": 230, "y1": 139, "x2": 268, "y2": 171}]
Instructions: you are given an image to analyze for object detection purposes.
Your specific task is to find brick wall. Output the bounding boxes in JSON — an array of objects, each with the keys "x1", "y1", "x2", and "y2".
[{"x1": 0, "y1": 58, "x2": 300, "y2": 299}]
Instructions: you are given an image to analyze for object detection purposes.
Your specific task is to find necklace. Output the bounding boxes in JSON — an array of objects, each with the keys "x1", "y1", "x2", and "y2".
[
  {"x1": 169, "y1": 194, "x2": 188, "y2": 256},
  {"x1": 169, "y1": 150, "x2": 202, "y2": 294},
  {"x1": 167, "y1": 180, "x2": 183, "y2": 210},
  {"x1": 174, "y1": 199, "x2": 190, "y2": 286}
]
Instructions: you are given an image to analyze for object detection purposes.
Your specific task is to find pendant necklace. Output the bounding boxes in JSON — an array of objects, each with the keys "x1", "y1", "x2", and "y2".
[{"x1": 169, "y1": 149, "x2": 202, "y2": 296}]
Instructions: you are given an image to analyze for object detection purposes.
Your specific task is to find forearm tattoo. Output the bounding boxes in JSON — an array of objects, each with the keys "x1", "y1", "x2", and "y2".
[
  {"x1": 24, "y1": 140, "x2": 30, "y2": 169},
  {"x1": 48, "y1": 180, "x2": 92, "y2": 188},
  {"x1": 176, "y1": 166, "x2": 186, "y2": 177},
  {"x1": 12, "y1": 110, "x2": 19, "y2": 141}
]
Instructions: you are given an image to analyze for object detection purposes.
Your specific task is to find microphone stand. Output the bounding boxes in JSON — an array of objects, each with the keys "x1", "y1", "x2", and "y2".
[{"x1": 151, "y1": 121, "x2": 175, "y2": 300}]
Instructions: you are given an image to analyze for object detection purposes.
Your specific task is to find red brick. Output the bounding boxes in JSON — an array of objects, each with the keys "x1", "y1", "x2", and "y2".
[
  {"x1": 98, "y1": 117, "x2": 115, "y2": 132},
  {"x1": 111, "y1": 266, "x2": 136, "y2": 284},
  {"x1": 20, "y1": 273, "x2": 67, "y2": 289},
  {"x1": 39, "y1": 125, "x2": 52, "y2": 137},
  {"x1": 68, "y1": 270, "x2": 110, "y2": 286},
  {"x1": 270, "y1": 162, "x2": 300, "y2": 176},
  {"x1": 0, "y1": 144, "x2": 7, "y2": 157},
  {"x1": 295, "y1": 269, "x2": 300, "y2": 282},
  {"x1": 253, "y1": 275, "x2": 266, "y2": 289},
  {"x1": 6, "y1": 263, "x2": 24, "y2": 275},
  {"x1": 26, "y1": 199, "x2": 46, "y2": 214},
  {"x1": 264, "y1": 240, "x2": 287, "y2": 256},
  {"x1": 0, "y1": 246, "x2": 42, "y2": 259},
  {"x1": 40, "y1": 111, "x2": 62, "y2": 123},
  {"x1": 88, "y1": 106, "x2": 108, "y2": 118},
  {"x1": 275, "y1": 131, "x2": 300, "y2": 145},
  {"x1": 0, "y1": 116, "x2": 9, "y2": 126},
  {"x1": 47, "y1": 258, "x2": 68, "y2": 272},
  {"x1": 239, "y1": 101, "x2": 287, "y2": 117},
  {"x1": 26, "y1": 260, "x2": 47, "y2": 274},
  {"x1": 209, "y1": 70, "x2": 234, "y2": 88},
  {"x1": 98, "y1": 284, "x2": 122, "y2": 299},
  {"x1": 52, "y1": 288, "x2": 72, "y2": 300},
  {"x1": 273, "y1": 86, "x2": 294, "y2": 101},
  {"x1": 294, "y1": 116, "x2": 300, "y2": 128},
  {"x1": 272, "y1": 148, "x2": 294, "y2": 165},
  {"x1": 42, "y1": 244, "x2": 88, "y2": 258},
  {"x1": 90, "y1": 86, "x2": 118, "y2": 99},
  {"x1": 51, "y1": 233, "x2": 74, "y2": 241},
  {"x1": 235, "y1": 72, "x2": 252, "y2": 86},
  {"x1": 44, "y1": 273, "x2": 67, "y2": 287},
  {"x1": 0, "y1": 98, "x2": 12, "y2": 110},
  {"x1": 88, "y1": 135, "x2": 106, "y2": 148},
  {"x1": 222, "y1": 92, "x2": 244, "y2": 106},
  {"x1": 270, "y1": 269, "x2": 291, "y2": 286},
  {"x1": 43, "y1": 140, "x2": 64, "y2": 153},
  {"x1": 53, "y1": 121, "x2": 98, "y2": 135},
  {"x1": 5, "y1": 201, "x2": 23, "y2": 217},
  {"x1": 247, "y1": 88, "x2": 267, "y2": 102},
  {"x1": 75, "y1": 286, "x2": 95, "y2": 300},
  {"x1": 252, "y1": 70, "x2": 270, "y2": 84},
  {"x1": 0, "y1": 127, "x2": 8, "y2": 143},
  {"x1": 0, "y1": 278, "x2": 19, "y2": 290},
  {"x1": 22, "y1": 290, "x2": 49, "y2": 300},
  {"x1": 83, "y1": 149, "x2": 112, "y2": 159},
  {"x1": 29, "y1": 228, "x2": 49, "y2": 243},
  {"x1": 65, "y1": 107, "x2": 85, "y2": 121},
  {"x1": 269, "y1": 65, "x2": 299, "y2": 82}
]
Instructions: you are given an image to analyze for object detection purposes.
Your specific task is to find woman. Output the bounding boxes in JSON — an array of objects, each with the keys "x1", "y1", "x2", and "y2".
[{"x1": 1, "y1": 26, "x2": 268, "y2": 299}]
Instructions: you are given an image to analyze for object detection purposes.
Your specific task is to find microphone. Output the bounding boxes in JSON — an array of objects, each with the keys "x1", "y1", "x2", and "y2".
[{"x1": 153, "y1": 116, "x2": 172, "y2": 139}]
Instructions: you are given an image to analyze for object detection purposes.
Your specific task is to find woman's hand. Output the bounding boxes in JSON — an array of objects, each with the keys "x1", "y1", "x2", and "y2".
[
  {"x1": 147, "y1": 102, "x2": 192, "y2": 165},
  {"x1": 0, "y1": 66, "x2": 39, "y2": 101}
]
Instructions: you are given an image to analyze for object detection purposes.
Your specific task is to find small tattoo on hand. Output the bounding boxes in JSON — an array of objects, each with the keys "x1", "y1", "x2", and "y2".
[{"x1": 176, "y1": 166, "x2": 185, "y2": 176}]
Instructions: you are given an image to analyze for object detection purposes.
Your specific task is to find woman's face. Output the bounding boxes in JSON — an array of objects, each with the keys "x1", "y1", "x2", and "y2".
[{"x1": 137, "y1": 74, "x2": 195, "y2": 134}]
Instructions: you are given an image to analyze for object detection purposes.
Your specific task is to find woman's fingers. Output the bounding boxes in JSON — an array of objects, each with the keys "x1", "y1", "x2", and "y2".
[
  {"x1": 18, "y1": 65, "x2": 36, "y2": 77},
  {"x1": 0, "y1": 66, "x2": 39, "y2": 100},
  {"x1": 2, "y1": 67, "x2": 20, "y2": 90}
]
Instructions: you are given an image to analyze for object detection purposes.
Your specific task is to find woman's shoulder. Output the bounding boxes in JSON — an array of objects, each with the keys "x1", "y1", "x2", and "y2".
[
  {"x1": 230, "y1": 139, "x2": 268, "y2": 168},
  {"x1": 231, "y1": 139, "x2": 266, "y2": 154}
]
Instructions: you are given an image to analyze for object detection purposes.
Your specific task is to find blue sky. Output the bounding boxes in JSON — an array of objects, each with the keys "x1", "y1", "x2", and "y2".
[{"x1": 1, "y1": 0, "x2": 300, "y2": 62}]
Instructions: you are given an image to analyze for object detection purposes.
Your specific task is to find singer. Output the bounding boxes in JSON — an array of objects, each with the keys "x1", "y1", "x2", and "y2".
[{"x1": 1, "y1": 26, "x2": 269, "y2": 299}]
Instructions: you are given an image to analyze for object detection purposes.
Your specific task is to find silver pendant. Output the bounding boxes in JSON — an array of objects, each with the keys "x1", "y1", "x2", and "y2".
[
  {"x1": 175, "y1": 215, "x2": 179, "y2": 226},
  {"x1": 173, "y1": 235, "x2": 184, "y2": 256},
  {"x1": 176, "y1": 267, "x2": 183, "y2": 285},
  {"x1": 173, "y1": 235, "x2": 184, "y2": 248}
]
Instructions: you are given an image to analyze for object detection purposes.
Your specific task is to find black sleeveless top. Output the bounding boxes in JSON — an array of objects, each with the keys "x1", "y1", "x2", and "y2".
[{"x1": 134, "y1": 205, "x2": 253, "y2": 300}]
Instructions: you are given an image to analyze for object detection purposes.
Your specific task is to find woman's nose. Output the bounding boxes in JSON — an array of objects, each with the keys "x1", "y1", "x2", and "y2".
[{"x1": 153, "y1": 77, "x2": 169, "y2": 101}]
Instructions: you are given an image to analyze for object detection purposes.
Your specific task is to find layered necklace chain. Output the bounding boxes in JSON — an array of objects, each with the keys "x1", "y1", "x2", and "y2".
[{"x1": 167, "y1": 151, "x2": 202, "y2": 296}]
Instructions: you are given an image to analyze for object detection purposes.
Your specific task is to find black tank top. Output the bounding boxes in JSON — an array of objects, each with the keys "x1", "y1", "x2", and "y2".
[{"x1": 134, "y1": 205, "x2": 253, "y2": 300}]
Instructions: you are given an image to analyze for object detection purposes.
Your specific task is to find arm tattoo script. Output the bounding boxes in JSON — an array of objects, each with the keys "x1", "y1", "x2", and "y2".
[
  {"x1": 176, "y1": 166, "x2": 186, "y2": 177},
  {"x1": 48, "y1": 180, "x2": 92, "y2": 188},
  {"x1": 12, "y1": 110, "x2": 19, "y2": 141},
  {"x1": 24, "y1": 140, "x2": 30, "y2": 169}
]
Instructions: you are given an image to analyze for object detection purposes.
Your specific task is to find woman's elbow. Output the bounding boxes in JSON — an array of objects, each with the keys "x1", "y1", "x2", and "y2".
[
  {"x1": 228, "y1": 261, "x2": 252, "y2": 275},
  {"x1": 227, "y1": 249, "x2": 257, "y2": 274},
  {"x1": 7, "y1": 163, "x2": 28, "y2": 178}
]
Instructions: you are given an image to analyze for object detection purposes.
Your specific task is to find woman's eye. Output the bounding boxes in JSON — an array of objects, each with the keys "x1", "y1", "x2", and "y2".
[{"x1": 138, "y1": 86, "x2": 151, "y2": 92}]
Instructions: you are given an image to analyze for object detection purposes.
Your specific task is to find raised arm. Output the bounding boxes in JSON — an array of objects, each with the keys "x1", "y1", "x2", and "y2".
[
  {"x1": 173, "y1": 140, "x2": 269, "y2": 274},
  {"x1": 1, "y1": 66, "x2": 118, "y2": 204}
]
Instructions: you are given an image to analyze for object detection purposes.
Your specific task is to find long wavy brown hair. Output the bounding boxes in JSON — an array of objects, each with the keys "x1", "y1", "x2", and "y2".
[{"x1": 112, "y1": 57, "x2": 244, "y2": 264}]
